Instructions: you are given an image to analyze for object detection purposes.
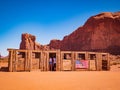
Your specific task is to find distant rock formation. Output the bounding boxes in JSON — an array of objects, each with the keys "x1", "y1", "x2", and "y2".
[
  {"x1": 20, "y1": 33, "x2": 36, "y2": 50},
  {"x1": 20, "y1": 33, "x2": 50, "y2": 50},
  {"x1": 20, "y1": 12, "x2": 120, "y2": 54},
  {"x1": 49, "y1": 39, "x2": 61, "y2": 49},
  {"x1": 49, "y1": 12, "x2": 120, "y2": 54}
]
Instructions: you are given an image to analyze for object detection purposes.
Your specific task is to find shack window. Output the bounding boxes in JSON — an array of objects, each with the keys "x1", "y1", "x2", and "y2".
[
  {"x1": 78, "y1": 54, "x2": 85, "y2": 60},
  {"x1": 32, "y1": 52, "x2": 40, "y2": 59},
  {"x1": 19, "y1": 52, "x2": 25, "y2": 58},
  {"x1": 63, "y1": 53, "x2": 71, "y2": 60},
  {"x1": 89, "y1": 54, "x2": 96, "y2": 60},
  {"x1": 102, "y1": 55, "x2": 107, "y2": 60}
]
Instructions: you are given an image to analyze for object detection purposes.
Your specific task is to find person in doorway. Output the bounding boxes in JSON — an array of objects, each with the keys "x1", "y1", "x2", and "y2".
[
  {"x1": 53, "y1": 57, "x2": 56, "y2": 71},
  {"x1": 49, "y1": 58, "x2": 52, "y2": 71}
]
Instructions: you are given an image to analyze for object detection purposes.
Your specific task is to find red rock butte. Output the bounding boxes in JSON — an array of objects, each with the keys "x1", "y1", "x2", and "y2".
[{"x1": 20, "y1": 12, "x2": 120, "y2": 55}]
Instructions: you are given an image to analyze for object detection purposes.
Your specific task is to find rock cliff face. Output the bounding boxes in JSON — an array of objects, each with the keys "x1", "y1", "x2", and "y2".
[
  {"x1": 49, "y1": 12, "x2": 120, "y2": 54},
  {"x1": 20, "y1": 33, "x2": 50, "y2": 50},
  {"x1": 20, "y1": 12, "x2": 120, "y2": 54},
  {"x1": 20, "y1": 33, "x2": 36, "y2": 50},
  {"x1": 49, "y1": 39, "x2": 61, "y2": 49}
]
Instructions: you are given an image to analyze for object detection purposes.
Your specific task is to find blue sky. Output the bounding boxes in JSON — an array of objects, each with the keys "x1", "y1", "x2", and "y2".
[{"x1": 0, "y1": 0, "x2": 120, "y2": 56}]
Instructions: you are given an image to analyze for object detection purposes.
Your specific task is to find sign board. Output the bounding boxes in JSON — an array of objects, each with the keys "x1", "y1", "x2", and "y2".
[
  {"x1": 75, "y1": 60, "x2": 88, "y2": 69},
  {"x1": 89, "y1": 60, "x2": 96, "y2": 70},
  {"x1": 63, "y1": 60, "x2": 71, "y2": 70},
  {"x1": 32, "y1": 59, "x2": 40, "y2": 69},
  {"x1": 17, "y1": 58, "x2": 25, "y2": 71}
]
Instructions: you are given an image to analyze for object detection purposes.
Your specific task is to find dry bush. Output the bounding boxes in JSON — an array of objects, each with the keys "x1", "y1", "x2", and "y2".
[{"x1": 109, "y1": 55, "x2": 120, "y2": 65}]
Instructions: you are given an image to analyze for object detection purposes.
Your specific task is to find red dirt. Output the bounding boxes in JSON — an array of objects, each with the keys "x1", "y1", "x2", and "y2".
[{"x1": 0, "y1": 72, "x2": 120, "y2": 90}]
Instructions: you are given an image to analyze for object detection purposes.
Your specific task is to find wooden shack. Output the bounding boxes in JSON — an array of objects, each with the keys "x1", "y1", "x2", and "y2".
[{"x1": 7, "y1": 49, "x2": 110, "y2": 72}]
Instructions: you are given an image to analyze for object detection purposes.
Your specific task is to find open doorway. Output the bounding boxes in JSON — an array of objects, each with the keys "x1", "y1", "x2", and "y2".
[
  {"x1": 78, "y1": 53, "x2": 85, "y2": 60},
  {"x1": 49, "y1": 53, "x2": 56, "y2": 71},
  {"x1": 102, "y1": 55, "x2": 108, "y2": 70}
]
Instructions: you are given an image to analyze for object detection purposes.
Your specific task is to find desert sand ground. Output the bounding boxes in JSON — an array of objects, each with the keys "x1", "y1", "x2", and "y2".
[
  {"x1": 0, "y1": 61, "x2": 120, "y2": 90},
  {"x1": 0, "y1": 71, "x2": 120, "y2": 90}
]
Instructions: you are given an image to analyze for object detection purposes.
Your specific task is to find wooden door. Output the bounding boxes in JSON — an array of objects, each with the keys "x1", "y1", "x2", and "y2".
[
  {"x1": 32, "y1": 52, "x2": 40, "y2": 70},
  {"x1": 17, "y1": 58, "x2": 25, "y2": 71}
]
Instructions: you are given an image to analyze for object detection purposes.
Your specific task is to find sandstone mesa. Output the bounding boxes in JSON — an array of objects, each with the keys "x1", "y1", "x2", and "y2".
[{"x1": 20, "y1": 12, "x2": 120, "y2": 55}]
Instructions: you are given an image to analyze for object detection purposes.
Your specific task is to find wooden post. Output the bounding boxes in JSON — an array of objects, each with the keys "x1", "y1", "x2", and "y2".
[
  {"x1": 13, "y1": 50, "x2": 16, "y2": 72},
  {"x1": 42, "y1": 51, "x2": 45, "y2": 71},
  {"x1": 96, "y1": 53, "x2": 99, "y2": 71},
  {"x1": 46, "y1": 51, "x2": 49, "y2": 71},
  {"x1": 30, "y1": 50, "x2": 32, "y2": 71},
  {"x1": 9, "y1": 50, "x2": 13, "y2": 72},
  {"x1": 57, "y1": 50, "x2": 61, "y2": 71},
  {"x1": 85, "y1": 52, "x2": 89, "y2": 71},
  {"x1": 95, "y1": 53, "x2": 97, "y2": 71},
  {"x1": 96, "y1": 53, "x2": 98, "y2": 71},
  {"x1": 26, "y1": 50, "x2": 29, "y2": 71},
  {"x1": 15, "y1": 50, "x2": 18, "y2": 71},
  {"x1": 74, "y1": 52, "x2": 77, "y2": 71},
  {"x1": 45, "y1": 51, "x2": 47, "y2": 71},
  {"x1": 56, "y1": 51, "x2": 58, "y2": 71},
  {"x1": 71, "y1": 52, "x2": 75, "y2": 71},
  {"x1": 43, "y1": 51, "x2": 46, "y2": 71},
  {"x1": 60, "y1": 52, "x2": 63, "y2": 71},
  {"x1": 28, "y1": 50, "x2": 31, "y2": 71},
  {"x1": 107, "y1": 53, "x2": 110, "y2": 70},
  {"x1": 39, "y1": 52, "x2": 41, "y2": 70},
  {"x1": 99, "y1": 53, "x2": 101, "y2": 71},
  {"x1": 40, "y1": 51, "x2": 43, "y2": 71}
]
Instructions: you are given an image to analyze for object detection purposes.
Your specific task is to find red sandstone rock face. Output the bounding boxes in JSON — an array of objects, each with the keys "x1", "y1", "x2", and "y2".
[
  {"x1": 49, "y1": 39, "x2": 61, "y2": 49},
  {"x1": 20, "y1": 33, "x2": 50, "y2": 50},
  {"x1": 49, "y1": 12, "x2": 120, "y2": 54},
  {"x1": 20, "y1": 33, "x2": 36, "y2": 50},
  {"x1": 20, "y1": 12, "x2": 120, "y2": 54}
]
